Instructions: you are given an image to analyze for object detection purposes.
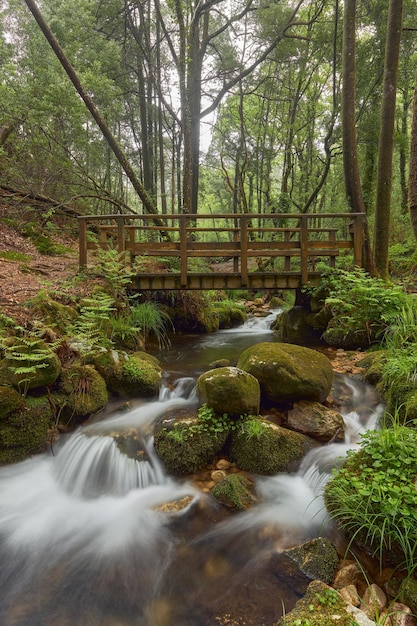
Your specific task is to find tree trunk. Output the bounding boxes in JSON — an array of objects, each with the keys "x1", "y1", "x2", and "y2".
[
  {"x1": 341, "y1": 0, "x2": 375, "y2": 275},
  {"x1": 342, "y1": 0, "x2": 366, "y2": 215},
  {"x1": 409, "y1": 68, "x2": 417, "y2": 240},
  {"x1": 373, "y1": 0, "x2": 403, "y2": 278}
]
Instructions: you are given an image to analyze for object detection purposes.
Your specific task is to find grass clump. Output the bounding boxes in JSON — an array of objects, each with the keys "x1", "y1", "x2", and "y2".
[{"x1": 324, "y1": 415, "x2": 417, "y2": 576}]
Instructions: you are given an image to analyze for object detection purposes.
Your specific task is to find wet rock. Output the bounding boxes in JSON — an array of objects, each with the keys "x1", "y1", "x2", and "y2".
[
  {"x1": 229, "y1": 417, "x2": 309, "y2": 475},
  {"x1": 94, "y1": 349, "x2": 162, "y2": 398},
  {"x1": 237, "y1": 342, "x2": 333, "y2": 405},
  {"x1": 287, "y1": 400, "x2": 345, "y2": 442},
  {"x1": 271, "y1": 537, "x2": 339, "y2": 595},
  {"x1": 211, "y1": 474, "x2": 256, "y2": 510},
  {"x1": 196, "y1": 366, "x2": 260, "y2": 416},
  {"x1": 346, "y1": 604, "x2": 377, "y2": 625},
  {"x1": 272, "y1": 305, "x2": 329, "y2": 345},
  {"x1": 154, "y1": 416, "x2": 228, "y2": 475}
]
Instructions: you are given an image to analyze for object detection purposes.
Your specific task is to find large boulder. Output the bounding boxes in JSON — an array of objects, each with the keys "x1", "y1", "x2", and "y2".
[
  {"x1": 196, "y1": 366, "x2": 260, "y2": 416},
  {"x1": 229, "y1": 417, "x2": 309, "y2": 475},
  {"x1": 287, "y1": 401, "x2": 345, "y2": 442},
  {"x1": 153, "y1": 414, "x2": 229, "y2": 475},
  {"x1": 94, "y1": 350, "x2": 162, "y2": 398},
  {"x1": 237, "y1": 342, "x2": 333, "y2": 405}
]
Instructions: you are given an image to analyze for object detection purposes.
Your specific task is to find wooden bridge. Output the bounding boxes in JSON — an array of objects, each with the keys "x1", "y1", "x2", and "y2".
[{"x1": 78, "y1": 212, "x2": 366, "y2": 291}]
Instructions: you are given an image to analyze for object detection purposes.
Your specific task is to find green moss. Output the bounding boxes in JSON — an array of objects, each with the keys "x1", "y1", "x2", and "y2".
[
  {"x1": 230, "y1": 417, "x2": 308, "y2": 474},
  {"x1": 197, "y1": 367, "x2": 260, "y2": 416},
  {"x1": 57, "y1": 364, "x2": 109, "y2": 423},
  {"x1": 94, "y1": 350, "x2": 162, "y2": 398},
  {"x1": 0, "y1": 396, "x2": 53, "y2": 464},
  {"x1": 278, "y1": 581, "x2": 358, "y2": 626},
  {"x1": 237, "y1": 342, "x2": 333, "y2": 404},
  {"x1": 211, "y1": 474, "x2": 255, "y2": 510},
  {"x1": 154, "y1": 419, "x2": 229, "y2": 475},
  {"x1": 0, "y1": 386, "x2": 23, "y2": 419},
  {"x1": 399, "y1": 577, "x2": 417, "y2": 615}
]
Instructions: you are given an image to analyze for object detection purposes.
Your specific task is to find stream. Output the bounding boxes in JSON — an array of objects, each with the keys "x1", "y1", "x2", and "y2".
[{"x1": 0, "y1": 312, "x2": 384, "y2": 626}]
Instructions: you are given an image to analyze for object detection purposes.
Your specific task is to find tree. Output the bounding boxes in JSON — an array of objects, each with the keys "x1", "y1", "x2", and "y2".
[
  {"x1": 341, "y1": 0, "x2": 366, "y2": 215},
  {"x1": 373, "y1": 0, "x2": 403, "y2": 278},
  {"x1": 409, "y1": 66, "x2": 417, "y2": 239}
]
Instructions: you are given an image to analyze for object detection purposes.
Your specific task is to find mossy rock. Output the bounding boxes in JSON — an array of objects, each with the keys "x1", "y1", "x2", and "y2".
[
  {"x1": 94, "y1": 350, "x2": 162, "y2": 398},
  {"x1": 56, "y1": 363, "x2": 109, "y2": 423},
  {"x1": 229, "y1": 417, "x2": 309, "y2": 475},
  {"x1": 0, "y1": 396, "x2": 54, "y2": 464},
  {"x1": 272, "y1": 306, "x2": 328, "y2": 344},
  {"x1": 211, "y1": 302, "x2": 247, "y2": 329},
  {"x1": 0, "y1": 385, "x2": 23, "y2": 419},
  {"x1": 153, "y1": 417, "x2": 229, "y2": 475},
  {"x1": 361, "y1": 350, "x2": 387, "y2": 385},
  {"x1": 197, "y1": 367, "x2": 260, "y2": 416},
  {"x1": 211, "y1": 474, "x2": 256, "y2": 510},
  {"x1": 237, "y1": 342, "x2": 333, "y2": 405},
  {"x1": 0, "y1": 337, "x2": 61, "y2": 391},
  {"x1": 323, "y1": 322, "x2": 372, "y2": 350},
  {"x1": 272, "y1": 538, "x2": 339, "y2": 594},
  {"x1": 276, "y1": 580, "x2": 358, "y2": 626}
]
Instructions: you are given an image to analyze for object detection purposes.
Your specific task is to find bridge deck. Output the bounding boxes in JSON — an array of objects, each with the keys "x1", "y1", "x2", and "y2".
[{"x1": 78, "y1": 212, "x2": 366, "y2": 290}]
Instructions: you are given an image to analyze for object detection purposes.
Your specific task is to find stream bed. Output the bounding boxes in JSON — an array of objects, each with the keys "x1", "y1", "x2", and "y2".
[{"x1": 0, "y1": 312, "x2": 383, "y2": 626}]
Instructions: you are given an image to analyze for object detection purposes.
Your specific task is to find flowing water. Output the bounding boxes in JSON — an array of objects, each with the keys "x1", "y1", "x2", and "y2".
[{"x1": 0, "y1": 312, "x2": 384, "y2": 626}]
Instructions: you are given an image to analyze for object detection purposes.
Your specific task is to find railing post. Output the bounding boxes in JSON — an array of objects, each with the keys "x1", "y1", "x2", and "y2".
[
  {"x1": 180, "y1": 215, "x2": 188, "y2": 287},
  {"x1": 79, "y1": 217, "x2": 87, "y2": 269},
  {"x1": 241, "y1": 215, "x2": 248, "y2": 286},
  {"x1": 352, "y1": 214, "x2": 364, "y2": 268},
  {"x1": 117, "y1": 216, "x2": 125, "y2": 257},
  {"x1": 300, "y1": 215, "x2": 308, "y2": 284},
  {"x1": 284, "y1": 230, "x2": 291, "y2": 272}
]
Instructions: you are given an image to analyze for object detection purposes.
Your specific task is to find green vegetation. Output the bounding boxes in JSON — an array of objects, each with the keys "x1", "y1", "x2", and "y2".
[
  {"x1": 324, "y1": 415, "x2": 417, "y2": 576},
  {"x1": 305, "y1": 268, "x2": 410, "y2": 348},
  {"x1": 0, "y1": 250, "x2": 31, "y2": 262}
]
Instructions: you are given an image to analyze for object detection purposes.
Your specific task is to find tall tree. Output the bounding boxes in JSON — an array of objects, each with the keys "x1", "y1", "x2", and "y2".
[
  {"x1": 373, "y1": 0, "x2": 403, "y2": 278},
  {"x1": 341, "y1": 0, "x2": 366, "y2": 215},
  {"x1": 409, "y1": 66, "x2": 417, "y2": 239}
]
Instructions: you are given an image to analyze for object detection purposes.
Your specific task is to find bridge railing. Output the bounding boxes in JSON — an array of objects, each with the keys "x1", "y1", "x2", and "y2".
[{"x1": 78, "y1": 212, "x2": 366, "y2": 288}]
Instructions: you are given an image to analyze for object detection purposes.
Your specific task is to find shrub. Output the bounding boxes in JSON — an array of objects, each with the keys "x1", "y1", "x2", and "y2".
[{"x1": 324, "y1": 416, "x2": 417, "y2": 575}]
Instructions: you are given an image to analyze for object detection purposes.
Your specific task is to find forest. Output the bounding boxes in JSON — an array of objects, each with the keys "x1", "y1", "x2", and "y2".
[{"x1": 0, "y1": 0, "x2": 416, "y2": 280}]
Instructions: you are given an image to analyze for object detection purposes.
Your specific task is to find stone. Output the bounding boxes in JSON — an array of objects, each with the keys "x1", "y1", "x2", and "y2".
[
  {"x1": 237, "y1": 342, "x2": 333, "y2": 405},
  {"x1": 196, "y1": 366, "x2": 260, "y2": 416},
  {"x1": 271, "y1": 537, "x2": 339, "y2": 595},
  {"x1": 339, "y1": 584, "x2": 361, "y2": 607},
  {"x1": 346, "y1": 604, "x2": 377, "y2": 626},
  {"x1": 229, "y1": 417, "x2": 309, "y2": 474},
  {"x1": 287, "y1": 400, "x2": 345, "y2": 441},
  {"x1": 385, "y1": 602, "x2": 417, "y2": 626},
  {"x1": 360, "y1": 583, "x2": 388, "y2": 619},
  {"x1": 333, "y1": 562, "x2": 363, "y2": 589},
  {"x1": 211, "y1": 474, "x2": 256, "y2": 510}
]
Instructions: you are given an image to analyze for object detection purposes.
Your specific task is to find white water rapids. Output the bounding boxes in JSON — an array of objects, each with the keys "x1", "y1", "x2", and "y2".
[{"x1": 0, "y1": 312, "x2": 384, "y2": 625}]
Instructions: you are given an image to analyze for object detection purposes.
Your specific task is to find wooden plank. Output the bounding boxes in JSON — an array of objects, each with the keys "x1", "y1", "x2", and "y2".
[{"x1": 79, "y1": 218, "x2": 88, "y2": 268}]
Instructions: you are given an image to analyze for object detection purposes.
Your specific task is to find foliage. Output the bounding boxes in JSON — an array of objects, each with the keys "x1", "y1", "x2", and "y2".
[
  {"x1": 0, "y1": 333, "x2": 61, "y2": 397},
  {"x1": 129, "y1": 302, "x2": 172, "y2": 349},
  {"x1": 73, "y1": 289, "x2": 116, "y2": 350},
  {"x1": 324, "y1": 415, "x2": 417, "y2": 576},
  {"x1": 92, "y1": 249, "x2": 136, "y2": 307},
  {"x1": 0, "y1": 250, "x2": 31, "y2": 263},
  {"x1": 306, "y1": 269, "x2": 410, "y2": 347}
]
